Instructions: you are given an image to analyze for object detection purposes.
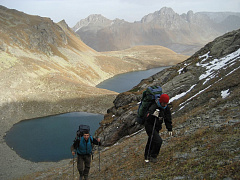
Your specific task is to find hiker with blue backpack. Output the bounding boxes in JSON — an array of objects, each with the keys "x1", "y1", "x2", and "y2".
[
  {"x1": 71, "y1": 125, "x2": 101, "y2": 180},
  {"x1": 144, "y1": 93, "x2": 172, "y2": 162}
]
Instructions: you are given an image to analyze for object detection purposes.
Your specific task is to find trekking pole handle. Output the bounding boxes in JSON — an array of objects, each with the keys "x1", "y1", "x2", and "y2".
[{"x1": 153, "y1": 109, "x2": 160, "y2": 117}]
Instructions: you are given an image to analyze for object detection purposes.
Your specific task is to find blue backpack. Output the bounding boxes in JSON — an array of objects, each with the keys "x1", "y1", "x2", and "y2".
[{"x1": 136, "y1": 86, "x2": 163, "y2": 125}]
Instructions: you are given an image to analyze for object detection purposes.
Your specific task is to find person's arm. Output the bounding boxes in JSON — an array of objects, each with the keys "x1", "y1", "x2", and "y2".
[
  {"x1": 71, "y1": 144, "x2": 76, "y2": 155},
  {"x1": 145, "y1": 103, "x2": 158, "y2": 119},
  {"x1": 164, "y1": 106, "x2": 172, "y2": 132},
  {"x1": 92, "y1": 137, "x2": 101, "y2": 146},
  {"x1": 71, "y1": 138, "x2": 79, "y2": 155}
]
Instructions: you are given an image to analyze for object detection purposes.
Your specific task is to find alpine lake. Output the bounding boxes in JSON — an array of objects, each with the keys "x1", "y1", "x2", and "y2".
[{"x1": 5, "y1": 67, "x2": 167, "y2": 162}]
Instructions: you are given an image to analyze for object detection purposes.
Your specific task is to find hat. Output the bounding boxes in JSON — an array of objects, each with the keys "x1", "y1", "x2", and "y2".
[{"x1": 159, "y1": 94, "x2": 169, "y2": 103}]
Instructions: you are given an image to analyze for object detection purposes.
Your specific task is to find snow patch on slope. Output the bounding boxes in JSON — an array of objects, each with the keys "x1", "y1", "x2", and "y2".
[
  {"x1": 197, "y1": 48, "x2": 240, "y2": 84},
  {"x1": 170, "y1": 48, "x2": 240, "y2": 110}
]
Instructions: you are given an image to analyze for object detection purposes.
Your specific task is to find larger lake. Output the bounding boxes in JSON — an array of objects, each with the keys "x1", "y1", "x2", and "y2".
[
  {"x1": 97, "y1": 67, "x2": 167, "y2": 93},
  {"x1": 5, "y1": 66, "x2": 167, "y2": 162}
]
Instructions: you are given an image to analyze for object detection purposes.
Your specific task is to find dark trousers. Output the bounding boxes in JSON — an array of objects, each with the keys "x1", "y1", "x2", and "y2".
[
  {"x1": 144, "y1": 124, "x2": 163, "y2": 158},
  {"x1": 77, "y1": 154, "x2": 91, "y2": 178}
]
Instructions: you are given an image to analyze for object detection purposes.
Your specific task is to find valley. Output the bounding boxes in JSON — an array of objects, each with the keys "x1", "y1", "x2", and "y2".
[{"x1": 0, "y1": 6, "x2": 188, "y2": 179}]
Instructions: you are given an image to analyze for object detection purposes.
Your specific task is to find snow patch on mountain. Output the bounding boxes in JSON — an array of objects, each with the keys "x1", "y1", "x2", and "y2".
[
  {"x1": 221, "y1": 89, "x2": 230, "y2": 99},
  {"x1": 197, "y1": 48, "x2": 240, "y2": 84},
  {"x1": 170, "y1": 48, "x2": 239, "y2": 112},
  {"x1": 169, "y1": 84, "x2": 196, "y2": 103}
]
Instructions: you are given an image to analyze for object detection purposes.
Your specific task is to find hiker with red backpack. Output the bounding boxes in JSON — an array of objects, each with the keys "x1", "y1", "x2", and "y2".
[
  {"x1": 71, "y1": 125, "x2": 101, "y2": 180},
  {"x1": 144, "y1": 93, "x2": 173, "y2": 163}
]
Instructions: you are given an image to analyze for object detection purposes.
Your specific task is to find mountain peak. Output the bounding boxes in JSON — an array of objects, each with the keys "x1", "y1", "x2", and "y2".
[
  {"x1": 72, "y1": 14, "x2": 112, "y2": 31},
  {"x1": 85, "y1": 14, "x2": 109, "y2": 23},
  {"x1": 58, "y1": 19, "x2": 69, "y2": 29},
  {"x1": 141, "y1": 7, "x2": 178, "y2": 23},
  {"x1": 158, "y1": 7, "x2": 175, "y2": 14}
]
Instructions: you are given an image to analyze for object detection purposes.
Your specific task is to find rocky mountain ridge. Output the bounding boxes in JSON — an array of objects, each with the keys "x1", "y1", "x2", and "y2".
[{"x1": 73, "y1": 7, "x2": 240, "y2": 55}]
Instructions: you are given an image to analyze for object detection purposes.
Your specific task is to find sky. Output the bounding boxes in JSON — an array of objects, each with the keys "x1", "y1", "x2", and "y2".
[{"x1": 1, "y1": 0, "x2": 240, "y2": 27}]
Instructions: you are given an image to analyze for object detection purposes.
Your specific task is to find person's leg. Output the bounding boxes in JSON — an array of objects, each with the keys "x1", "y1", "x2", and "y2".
[
  {"x1": 150, "y1": 130, "x2": 162, "y2": 158},
  {"x1": 83, "y1": 155, "x2": 91, "y2": 180},
  {"x1": 144, "y1": 124, "x2": 154, "y2": 160},
  {"x1": 77, "y1": 155, "x2": 84, "y2": 178},
  {"x1": 144, "y1": 136, "x2": 151, "y2": 159}
]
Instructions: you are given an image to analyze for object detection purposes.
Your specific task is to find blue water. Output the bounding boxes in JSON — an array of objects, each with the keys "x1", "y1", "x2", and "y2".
[
  {"x1": 97, "y1": 67, "x2": 167, "y2": 93},
  {"x1": 5, "y1": 67, "x2": 167, "y2": 162},
  {"x1": 5, "y1": 112, "x2": 103, "y2": 162}
]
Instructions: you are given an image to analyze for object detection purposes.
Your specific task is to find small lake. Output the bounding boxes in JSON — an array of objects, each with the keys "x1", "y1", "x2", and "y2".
[
  {"x1": 5, "y1": 66, "x2": 167, "y2": 162},
  {"x1": 5, "y1": 112, "x2": 103, "y2": 162}
]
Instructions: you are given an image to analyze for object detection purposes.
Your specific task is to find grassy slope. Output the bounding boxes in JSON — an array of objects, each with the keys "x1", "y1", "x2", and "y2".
[{"x1": 19, "y1": 123, "x2": 239, "y2": 180}]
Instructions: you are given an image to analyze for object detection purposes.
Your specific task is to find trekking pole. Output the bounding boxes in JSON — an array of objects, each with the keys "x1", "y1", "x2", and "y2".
[
  {"x1": 73, "y1": 155, "x2": 75, "y2": 179},
  {"x1": 147, "y1": 110, "x2": 158, "y2": 161},
  {"x1": 98, "y1": 139, "x2": 100, "y2": 172}
]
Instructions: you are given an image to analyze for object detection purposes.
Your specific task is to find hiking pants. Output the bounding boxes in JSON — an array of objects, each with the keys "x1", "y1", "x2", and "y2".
[
  {"x1": 144, "y1": 123, "x2": 163, "y2": 158},
  {"x1": 77, "y1": 154, "x2": 91, "y2": 178}
]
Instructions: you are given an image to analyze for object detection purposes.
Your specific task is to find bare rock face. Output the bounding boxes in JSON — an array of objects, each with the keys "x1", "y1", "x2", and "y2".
[
  {"x1": 29, "y1": 20, "x2": 67, "y2": 55},
  {"x1": 96, "y1": 29, "x2": 240, "y2": 146}
]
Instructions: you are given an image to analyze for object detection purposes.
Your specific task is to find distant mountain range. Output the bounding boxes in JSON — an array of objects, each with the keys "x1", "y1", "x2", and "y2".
[{"x1": 73, "y1": 7, "x2": 240, "y2": 55}]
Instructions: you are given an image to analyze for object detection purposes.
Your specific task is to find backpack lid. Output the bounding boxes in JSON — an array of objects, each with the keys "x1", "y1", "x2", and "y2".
[{"x1": 77, "y1": 124, "x2": 90, "y2": 137}]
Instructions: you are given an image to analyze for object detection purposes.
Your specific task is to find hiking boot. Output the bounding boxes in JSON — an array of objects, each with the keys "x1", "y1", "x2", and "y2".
[
  {"x1": 149, "y1": 157, "x2": 157, "y2": 163},
  {"x1": 144, "y1": 155, "x2": 149, "y2": 162},
  {"x1": 84, "y1": 176, "x2": 88, "y2": 180},
  {"x1": 79, "y1": 176, "x2": 83, "y2": 180}
]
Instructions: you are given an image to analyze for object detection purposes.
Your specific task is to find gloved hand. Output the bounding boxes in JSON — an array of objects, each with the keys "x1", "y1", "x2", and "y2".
[
  {"x1": 168, "y1": 131, "x2": 173, "y2": 136},
  {"x1": 152, "y1": 109, "x2": 160, "y2": 117},
  {"x1": 72, "y1": 151, "x2": 76, "y2": 156}
]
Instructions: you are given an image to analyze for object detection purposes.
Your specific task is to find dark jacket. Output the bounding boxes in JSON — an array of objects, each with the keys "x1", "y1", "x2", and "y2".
[{"x1": 145, "y1": 103, "x2": 172, "y2": 132}]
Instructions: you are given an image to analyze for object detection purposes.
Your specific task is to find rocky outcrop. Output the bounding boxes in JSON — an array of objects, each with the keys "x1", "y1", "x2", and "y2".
[
  {"x1": 96, "y1": 29, "x2": 240, "y2": 146},
  {"x1": 73, "y1": 7, "x2": 240, "y2": 55}
]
